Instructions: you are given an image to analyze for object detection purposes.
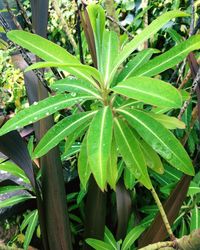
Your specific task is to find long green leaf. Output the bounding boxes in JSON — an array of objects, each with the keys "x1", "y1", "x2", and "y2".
[
  {"x1": 7, "y1": 31, "x2": 98, "y2": 86},
  {"x1": 0, "y1": 186, "x2": 26, "y2": 195},
  {"x1": 0, "y1": 195, "x2": 34, "y2": 208},
  {"x1": 33, "y1": 111, "x2": 96, "y2": 158},
  {"x1": 104, "y1": 227, "x2": 117, "y2": 250},
  {"x1": 110, "y1": 11, "x2": 188, "y2": 81},
  {"x1": 139, "y1": 139, "x2": 164, "y2": 174},
  {"x1": 78, "y1": 134, "x2": 91, "y2": 189},
  {"x1": 116, "y1": 49, "x2": 159, "y2": 82},
  {"x1": 86, "y1": 238, "x2": 114, "y2": 250},
  {"x1": 25, "y1": 61, "x2": 102, "y2": 86},
  {"x1": 122, "y1": 225, "x2": 146, "y2": 250},
  {"x1": 20, "y1": 210, "x2": 38, "y2": 231},
  {"x1": 24, "y1": 210, "x2": 38, "y2": 250},
  {"x1": 101, "y1": 31, "x2": 119, "y2": 86},
  {"x1": 87, "y1": 4, "x2": 105, "y2": 71},
  {"x1": 114, "y1": 118, "x2": 152, "y2": 189},
  {"x1": 87, "y1": 107, "x2": 113, "y2": 190},
  {"x1": 113, "y1": 76, "x2": 182, "y2": 108},
  {"x1": 0, "y1": 160, "x2": 30, "y2": 183},
  {"x1": 134, "y1": 34, "x2": 200, "y2": 77},
  {"x1": 0, "y1": 94, "x2": 93, "y2": 136},
  {"x1": 107, "y1": 138, "x2": 118, "y2": 190},
  {"x1": 118, "y1": 109, "x2": 194, "y2": 175},
  {"x1": 51, "y1": 78, "x2": 101, "y2": 99},
  {"x1": 190, "y1": 206, "x2": 200, "y2": 231},
  {"x1": 146, "y1": 112, "x2": 185, "y2": 129}
]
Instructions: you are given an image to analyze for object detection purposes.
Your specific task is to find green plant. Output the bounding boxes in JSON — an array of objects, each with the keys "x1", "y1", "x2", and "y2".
[{"x1": 0, "y1": 3, "x2": 200, "y2": 250}]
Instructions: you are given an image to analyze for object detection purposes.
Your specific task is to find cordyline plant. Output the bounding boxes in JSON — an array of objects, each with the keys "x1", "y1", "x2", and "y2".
[{"x1": 0, "y1": 3, "x2": 200, "y2": 249}]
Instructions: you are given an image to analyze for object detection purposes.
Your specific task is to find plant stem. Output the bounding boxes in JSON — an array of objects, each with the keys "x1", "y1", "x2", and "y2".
[
  {"x1": 138, "y1": 241, "x2": 174, "y2": 250},
  {"x1": 104, "y1": 0, "x2": 120, "y2": 35},
  {"x1": 150, "y1": 187, "x2": 175, "y2": 241}
]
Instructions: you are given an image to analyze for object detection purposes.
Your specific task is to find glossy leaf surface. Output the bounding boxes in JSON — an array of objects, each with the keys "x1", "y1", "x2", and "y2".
[
  {"x1": 0, "y1": 94, "x2": 93, "y2": 136},
  {"x1": 86, "y1": 238, "x2": 114, "y2": 250},
  {"x1": 135, "y1": 35, "x2": 200, "y2": 77},
  {"x1": 24, "y1": 210, "x2": 38, "y2": 250},
  {"x1": 110, "y1": 11, "x2": 188, "y2": 80},
  {"x1": 33, "y1": 111, "x2": 96, "y2": 158},
  {"x1": 51, "y1": 78, "x2": 101, "y2": 99},
  {"x1": 117, "y1": 48, "x2": 159, "y2": 82},
  {"x1": 113, "y1": 76, "x2": 182, "y2": 108},
  {"x1": 87, "y1": 107, "x2": 113, "y2": 190}
]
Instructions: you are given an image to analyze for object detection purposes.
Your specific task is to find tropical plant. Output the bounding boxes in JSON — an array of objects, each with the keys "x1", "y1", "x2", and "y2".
[{"x1": 1, "y1": 2, "x2": 200, "y2": 250}]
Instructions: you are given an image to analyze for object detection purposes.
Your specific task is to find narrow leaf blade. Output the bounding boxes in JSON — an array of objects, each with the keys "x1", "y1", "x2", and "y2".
[{"x1": 87, "y1": 107, "x2": 113, "y2": 190}]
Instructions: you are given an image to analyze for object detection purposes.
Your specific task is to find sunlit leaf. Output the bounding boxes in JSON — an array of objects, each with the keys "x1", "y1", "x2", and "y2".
[
  {"x1": 113, "y1": 76, "x2": 182, "y2": 108},
  {"x1": 33, "y1": 111, "x2": 96, "y2": 158},
  {"x1": 87, "y1": 107, "x2": 113, "y2": 190},
  {"x1": 134, "y1": 35, "x2": 200, "y2": 77},
  {"x1": 0, "y1": 94, "x2": 93, "y2": 136}
]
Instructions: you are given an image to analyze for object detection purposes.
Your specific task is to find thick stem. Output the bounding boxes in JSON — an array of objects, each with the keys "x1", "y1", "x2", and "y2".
[{"x1": 150, "y1": 187, "x2": 175, "y2": 241}]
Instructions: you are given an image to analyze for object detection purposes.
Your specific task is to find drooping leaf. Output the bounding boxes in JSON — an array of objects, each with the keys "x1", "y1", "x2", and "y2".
[
  {"x1": 87, "y1": 107, "x2": 113, "y2": 190},
  {"x1": 121, "y1": 225, "x2": 146, "y2": 250},
  {"x1": 146, "y1": 112, "x2": 185, "y2": 129},
  {"x1": 107, "y1": 138, "x2": 118, "y2": 190},
  {"x1": 118, "y1": 109, "x2": 194, "y2": 176},
  {"x1": 0, "y1": 94, "x2": 93, "y2": 136},
  {"x1": 110, "y1": 11, "x2": 188, "y2": 80},
  {"x1": 179, "y1": 219, "x2": 188, "y2": 238},
  {"x1": 104, "y1": 227, "x2": 117, "y2": 250},
  {"x1": 0, "y1": 131, "x2": 35, "y2": 187},
  {"x1": 114, "y1": 118, "x2": 152, "y2": 189},
  {"x1": 116, "y1": 49, "x2": 159, "y2": 82},
  {"x1": 0, "y1": 160, "x2": 30, "y2": 183},
  {"x1": 86, "y1": 238, "x2": 114, "y2": 250},
  {"x1": 134, "y1": 35, "x2": 200, "y2": 77},
  {"x1": 21, "y1": 209, "x2": 38, "y2": 232},
  {"x1": 33, "y1": 111, "x2": 96, "y2": 158},
  {"x1": 101, "y1": 31, "x2": 119, "y2": 86},
  {"x1": 51, "y1": 78, "x2": 101, "y2": 99},
  {"x1": 0, "y1": 185, "x2": 26, "y2": 195},
  {"x1": 0, "y1": 195, "x2": 34, "y2": 208},
  {"x1": 24, "y1": 210, "x2": 38, "y2": 250},
  {"x1": 78, "y1": 134, "x2": 91, "y2": 190},
  {"x1": 112, "y1": 76, "x2": 182, "y2": 108}
]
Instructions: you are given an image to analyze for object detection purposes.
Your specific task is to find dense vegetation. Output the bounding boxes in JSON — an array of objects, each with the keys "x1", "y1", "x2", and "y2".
[{"x1": 0, "y1": 1, "x2": 200, "y2": 250}]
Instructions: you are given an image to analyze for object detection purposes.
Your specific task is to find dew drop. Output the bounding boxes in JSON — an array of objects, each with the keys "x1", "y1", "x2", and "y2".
[
  {"x1": 33, "y1": 101, "x2": 38, "y2": 105},
  {"x1": 34, "y1": 117, "x2": 38, "y2": 121},
  {"x1": 71, "y1": 92, "x2": 77, "y2": 97},
  {"x1": 29, "y1": 121, "x2": 33, "y2": 124},
  {"x1": 16, "y1": 126, "x2": 19, "y2": 129},
  {"x1": 46, "y1": 112, "x2": 50, "y2": 116}
]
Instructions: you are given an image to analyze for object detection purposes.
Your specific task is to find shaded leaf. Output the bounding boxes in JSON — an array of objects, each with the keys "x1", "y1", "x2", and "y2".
[
  {"x1": 0, "y1": 195, "x2": 34, "y2": 208},
  {"x1": 86, "y1": 238, "x2": 114, "y2": 250},
  {"x1": 114, "y1": 118, "x2": 152, "y2": 189},
  {"x1": 24, "y1": 210, "x2": 38, "y2": 250},
  {"x1": 118, "y1": 109, "x2": 194, "y2": 176}
]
